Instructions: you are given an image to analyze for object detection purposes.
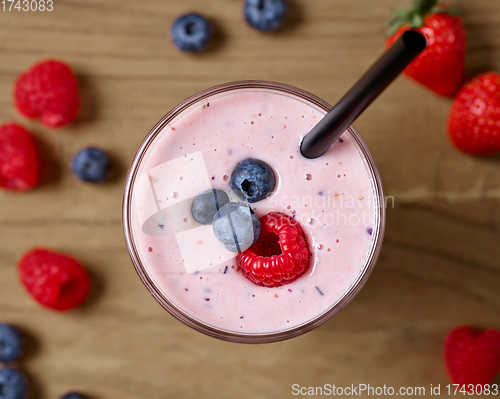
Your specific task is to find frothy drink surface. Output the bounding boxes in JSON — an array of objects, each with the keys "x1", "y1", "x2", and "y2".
[{"x1": 132, "y1": 90, "x2": 377, "y2": 334}]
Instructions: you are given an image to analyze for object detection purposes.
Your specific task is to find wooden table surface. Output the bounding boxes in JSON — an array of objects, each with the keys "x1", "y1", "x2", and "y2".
[{"x1": 1, "y1": 0, "x2": 500, "y2": 398}]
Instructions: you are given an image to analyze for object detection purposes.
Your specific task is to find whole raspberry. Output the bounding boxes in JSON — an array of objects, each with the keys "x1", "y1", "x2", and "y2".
[
  {"x1": 18, "y1": 248, "x2": 91, "y2": 312},
  {"x1": 14, "y1": 60, "x2": 80, "y2": 128},
  {"x1": 444, "y1": 326, "x2": 500, "y2": 386},
  {"x1": 237, "y1": 212, "x2": 311, "y2": 287},
  {"x1": 0, "y1": 123, "x2": 40, "y2": 191}
]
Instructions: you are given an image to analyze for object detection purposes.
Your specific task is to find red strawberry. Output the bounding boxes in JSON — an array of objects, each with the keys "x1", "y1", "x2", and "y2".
[
  {"x1": 447, "y1": 72, "x2": 500, "y2": 155},
  {"x1": 237, "y1": 212, "x2": 311, "y2": 287},
  {"x1": 14, "y1": 60, "x2": 80, "y2": 128},
  {"x1": 444, "y1": 326, "x2": 500, "y2": 386},
  {"x1": 0, "y1": 123, "x2": 40, "y2": 191},
  {"x1": 18, "y1": 248, "x2": 91, "y2": 311},
  {"x1": 385, "y1": 0, "x2": 466, "y2": 97}
]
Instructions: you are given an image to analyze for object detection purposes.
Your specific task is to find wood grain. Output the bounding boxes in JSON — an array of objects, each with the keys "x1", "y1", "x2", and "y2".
[{"x1": 0, "y1": 1, "x2": 499, "y2": 398}]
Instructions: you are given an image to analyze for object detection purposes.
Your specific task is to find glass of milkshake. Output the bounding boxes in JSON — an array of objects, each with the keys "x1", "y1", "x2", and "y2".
[{"x1": 122, "y1": 81, "x2": 385, "y2": 343}]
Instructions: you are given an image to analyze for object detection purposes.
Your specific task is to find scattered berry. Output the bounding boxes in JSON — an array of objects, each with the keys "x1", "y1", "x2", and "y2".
[
  {"x1": 60, "y1": 393, "x2": 87, "y2": 399},
  {"x1": 237, "y1": 212, "x2": 311, "y2": 287},
  {"x1": 0, "y1": 324, "x2": 24, "y2": 363},
  {"x1": 230, "y1": 158, "x2": 276, "y2": 203},
  {"x1": 191, "y1": 189, "x2": 230, "y2": 225},
  {"x1": 447, "y1": 72, "x2": 500, "y2": 155},
  {"x1": 71, "y1": 147, "x2": 111, "y2": 183},
  {"x1": 170, "y1": 13, "x2": 213, "y2": 52},
  {"x1": 0, "y1": 123, "x2": 40, "y2": 191},
  {"x1": 14, "y1": 60, "x2": 80, "y2": 127},
  {"x1": 444, "y1": 326, "x2": 500, "y2": 386},
  {"x1": 0, "y1": 368, "x2": 28, "y2": 399},
  {"x1": 212, "y1": 203, "x2": 261, "y2": 253},
  {"x1": 385, "y1": 0, "x2": 466, "y2": 97},
  {"x1": 244, "y1": 0, "x2": 288, "y2": 32},
  {"x1": 18, "y1": 248, "x2": 91, "y2": 312}
]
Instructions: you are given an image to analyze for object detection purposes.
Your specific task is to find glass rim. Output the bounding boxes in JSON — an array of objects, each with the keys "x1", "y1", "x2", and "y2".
[{"x1": 122, "y1": 80, "x2": 386, "y2": 344}]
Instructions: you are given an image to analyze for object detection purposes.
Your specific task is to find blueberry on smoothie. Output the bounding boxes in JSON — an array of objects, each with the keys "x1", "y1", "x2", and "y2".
[
  {"x1": 71, "y1": 147, "x2": 111, "y2": 183},
  {"x1": 212, "y1": 203, "x2": 261, "y2": 252},
  {"x1": 0, "y1": 324, "x2": 24, "y2": 363},
  {"x1": 191, "y1": 189, "x2": 230, "y2": 225},
  {"x1": 244, "y1": 0, "x2": 288, "y2": 32},
  {"x1": 171, "y1": 13, "x2": 213, "y2": 52},
  {"x1": 230, "y1": 158, "x2": 276, "y2": 203},
  {"x1": 0, "y1": 368, "x2": 28, "y2": 399},
  {"x1": 60, "y1": 393, "x2": 87, "y2": 399}
]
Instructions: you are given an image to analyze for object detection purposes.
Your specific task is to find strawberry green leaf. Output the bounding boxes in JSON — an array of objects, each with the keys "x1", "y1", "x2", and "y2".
[
  {"x1": 394, "y1": 8, "x2": 413, "y2": 18},
  {"x1": 410, "y1": 13, "x2": 424, "y2": 28},
  {"x1": 385, "y1": 22, "x2": 403, "y2": 37},
  {"x1": 385, "y1": 0, "x2": 456, "y2": 36}
]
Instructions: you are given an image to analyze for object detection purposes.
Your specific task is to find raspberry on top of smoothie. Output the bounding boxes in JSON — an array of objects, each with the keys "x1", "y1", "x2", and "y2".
[{"x1": 238, "y1": 212, "x2": 311, "y2": 287}]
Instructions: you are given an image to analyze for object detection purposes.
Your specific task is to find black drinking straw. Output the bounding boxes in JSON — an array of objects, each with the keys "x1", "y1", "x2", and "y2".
[{"x1": 300, "y1": 30, "x2": 427, "y2": 159}]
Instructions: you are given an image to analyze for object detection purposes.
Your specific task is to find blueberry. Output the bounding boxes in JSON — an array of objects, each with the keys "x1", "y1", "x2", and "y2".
[
  {"x1": 0, "y1": 324, "x2": 24, "y2": 363},
  {"x1": 171, "y1": 13, "x2": 213, "y2": 52},
  {"x1": 244, "y1": 0, "x2": 288, "y2": 32},
  {"x1": 230, "y1": 158, "x2": 276, "y2": 203},
  {"x1": 212, "y1": 203, "x2": 261, "y2": 252},
  {"x1": 71, "y1": 147, "x2": 111, "y2": 183},
  {"x1": 60, "y1": 393, "x2": 86, "y2": 399},
  {"x1": 0, "y1": 368, "x2": 28, "y2": 399},
  {"x1": 191, "y1": 189, "x2": 230, "y2": 225}
]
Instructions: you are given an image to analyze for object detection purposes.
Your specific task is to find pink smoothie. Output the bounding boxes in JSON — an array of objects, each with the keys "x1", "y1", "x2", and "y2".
[{"x1": 129, "y1": 87, "x2": 380, "y2": 335}]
